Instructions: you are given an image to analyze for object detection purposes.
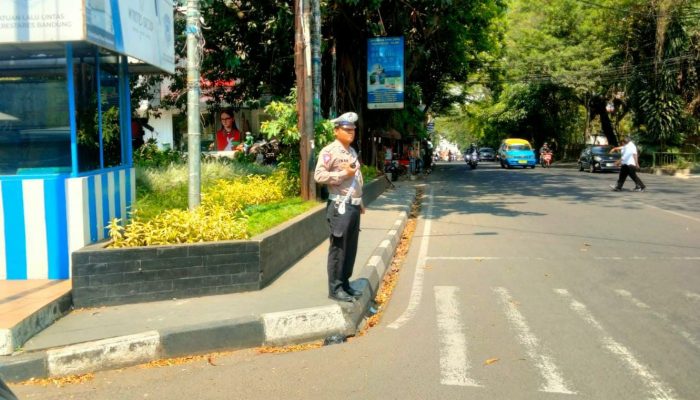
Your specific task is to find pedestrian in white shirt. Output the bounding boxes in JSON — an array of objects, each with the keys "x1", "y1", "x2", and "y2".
[{"x1": 609, "y1": 136, "x2": 646, "y2": 192}]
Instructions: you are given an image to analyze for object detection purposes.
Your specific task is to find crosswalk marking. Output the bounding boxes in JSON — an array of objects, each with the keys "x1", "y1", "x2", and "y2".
[
  {"x1": 616, "y1": 289, "x2": 700, "y2": 351},
  {"x1": 555, "y1": 289, "x2": 679, "y2": 400},
  {"x1": 388, "y1": 188, "x2": 434, "y2": 330},
  {"x1": 434, "y1": 286, "x2": 481, "y2": 387},
  {"x1": 493, "y1": 287, "x2": 576, "y2": 395}
]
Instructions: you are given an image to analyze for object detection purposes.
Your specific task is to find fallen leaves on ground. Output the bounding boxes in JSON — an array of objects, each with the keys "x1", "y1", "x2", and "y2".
[
  {"x1": 484, "y1": 358, "x2": 500, "y2": 366},
  {"x1": 358, "y1": 189, "x2": 423, "y2": 336},
  {"x1": 141, "y1": 355, "x2": 210, "y2": 368},
  {"x1": 256, "y1": 341, "x2": 323, "y2": 354},
  {"x1": 21, "y1": 374, "x2": 94, "y2": 387}
]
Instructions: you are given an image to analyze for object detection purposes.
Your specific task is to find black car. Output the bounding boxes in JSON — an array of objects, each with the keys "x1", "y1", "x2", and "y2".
[
  {"x1": 578, "y1": 145, "x2": 621, "y2": 173},
  {"x1": 479, "y1": 147, "x2": 496, "y2": 161}
]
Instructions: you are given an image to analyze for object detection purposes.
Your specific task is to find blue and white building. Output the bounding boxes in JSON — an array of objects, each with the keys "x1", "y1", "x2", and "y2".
[{"x1": 0, "y1": 0, "x2": 175, "y2": 280}]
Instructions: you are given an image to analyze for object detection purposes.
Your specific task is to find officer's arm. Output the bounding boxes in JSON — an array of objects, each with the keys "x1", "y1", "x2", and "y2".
[{"x1": 314, "y1": 152, "x2": 346, "y2": 185}]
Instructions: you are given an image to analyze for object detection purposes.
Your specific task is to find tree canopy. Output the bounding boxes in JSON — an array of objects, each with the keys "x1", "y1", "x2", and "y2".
[{"x1": 451, "y1": 0, "x2": 700, "y2": 153}]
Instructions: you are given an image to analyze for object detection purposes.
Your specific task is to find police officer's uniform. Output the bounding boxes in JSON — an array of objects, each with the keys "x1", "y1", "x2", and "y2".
[{"x1": 314, "y1": 112, "x2": 364, "y2": 302}]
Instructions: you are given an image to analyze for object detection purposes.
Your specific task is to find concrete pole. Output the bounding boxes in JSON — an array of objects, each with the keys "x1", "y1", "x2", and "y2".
[{"x1": 186, "y1": 0, "x2": 202, "y2": 210}]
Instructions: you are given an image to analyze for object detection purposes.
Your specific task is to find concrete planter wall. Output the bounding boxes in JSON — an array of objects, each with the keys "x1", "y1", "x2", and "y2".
[{"x1": 71, "y1": 178, "x2": 389, "y2": 307}]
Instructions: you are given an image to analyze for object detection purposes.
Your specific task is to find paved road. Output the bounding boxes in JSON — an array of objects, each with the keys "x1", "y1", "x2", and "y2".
[{"x1": 12, "y1": 162, "x2": 700, "y2": 400}]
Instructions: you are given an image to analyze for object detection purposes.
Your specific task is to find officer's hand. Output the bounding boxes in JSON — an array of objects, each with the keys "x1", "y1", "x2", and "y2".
[
  {"x1": 342, "y1": 163, "x2": 358, "y2": 177},
  {"x1": 360, "y1": 205, "x2": 366, "y2": 214}
]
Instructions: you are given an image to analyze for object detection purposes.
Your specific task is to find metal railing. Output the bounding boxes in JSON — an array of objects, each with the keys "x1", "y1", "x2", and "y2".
[{"x1": 652, "y1": 152, "x2": 698, "y2": 168}]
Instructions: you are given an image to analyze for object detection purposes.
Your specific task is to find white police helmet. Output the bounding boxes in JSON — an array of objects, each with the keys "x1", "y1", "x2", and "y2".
[{"x1": 331, "y1": 112, "x2": 358, "y2": 129}]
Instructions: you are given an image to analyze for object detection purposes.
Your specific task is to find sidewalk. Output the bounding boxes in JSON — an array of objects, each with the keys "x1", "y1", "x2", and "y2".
[{"x1": 0, "y1": 180, "x2": 417, "y2": 382}]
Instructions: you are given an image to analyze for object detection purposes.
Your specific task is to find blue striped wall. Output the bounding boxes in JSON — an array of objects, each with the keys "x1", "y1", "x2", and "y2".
[{"x1": 0, "y1": 167, "x2": 134, "y2": 280}]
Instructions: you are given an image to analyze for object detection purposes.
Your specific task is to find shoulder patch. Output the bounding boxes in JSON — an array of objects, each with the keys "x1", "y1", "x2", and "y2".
[{"x1": 323, "y1": 152, "x2": 332, "y2": 165}]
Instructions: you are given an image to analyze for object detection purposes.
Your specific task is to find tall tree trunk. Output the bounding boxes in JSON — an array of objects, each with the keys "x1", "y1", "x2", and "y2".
[{"x1": 590, "y1": 95, "x2": 618, "y2": 146}]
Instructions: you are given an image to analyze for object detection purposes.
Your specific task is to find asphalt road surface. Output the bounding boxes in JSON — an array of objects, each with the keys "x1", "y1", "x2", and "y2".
[{"x1": 13, "y1": 161, "x2": 700, "y2": 400}]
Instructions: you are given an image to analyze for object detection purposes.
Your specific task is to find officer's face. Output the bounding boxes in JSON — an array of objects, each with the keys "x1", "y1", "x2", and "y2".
[{"x1": 335, "y1": 126, "x2": 355, "y2": 146}]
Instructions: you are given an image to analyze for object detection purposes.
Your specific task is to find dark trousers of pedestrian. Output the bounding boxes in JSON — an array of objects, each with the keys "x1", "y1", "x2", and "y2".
[
  {"x1": 615, "y1": 164, "x2": 646, "y2": 190},
  {"x1": 326, "y1": 202, "x2": 361, "y2": 296}
]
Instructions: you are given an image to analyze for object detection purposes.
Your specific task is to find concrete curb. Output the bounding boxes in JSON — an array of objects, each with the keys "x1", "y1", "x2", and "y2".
[
  {"x1": 0, "y1": 188, "x2": 414, "y2": 383},
  {"x1": 0, "y1": 290, "x2": 72, "y2": 356}
]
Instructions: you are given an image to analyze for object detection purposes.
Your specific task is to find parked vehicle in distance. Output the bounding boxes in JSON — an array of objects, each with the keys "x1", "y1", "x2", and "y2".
[
  {"x1": 479, "y1": 147, "x2": 496, "y2": 161},
  {"x1": 578, "y1": 145, "x2": 621, "y2": 173},
  {"x1": 498, "y1": 138, "x2": 536, "y2": 169}
]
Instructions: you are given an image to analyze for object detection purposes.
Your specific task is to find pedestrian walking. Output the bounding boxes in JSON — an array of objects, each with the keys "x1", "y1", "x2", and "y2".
[
  {"x1": 610, "y1": 136, "x2": 646, "y2": 192},
  {"x1": 314, "y1": 112, "x2": 365, "y2": 302}
]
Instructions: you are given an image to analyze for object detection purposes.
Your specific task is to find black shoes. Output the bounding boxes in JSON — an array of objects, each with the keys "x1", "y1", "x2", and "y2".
[
  {"x1": 329, "y1": 290, "x2": 355, "y2": 302},
  {"x1": 633, "y1": 187, "x2": 646, "y2": 192},
  {"x1": 609, "y1": 185, "x2": 622, "y2": 191},
  {"x1": 343, "y1": 286, "x2": 363, "y2": 298}
]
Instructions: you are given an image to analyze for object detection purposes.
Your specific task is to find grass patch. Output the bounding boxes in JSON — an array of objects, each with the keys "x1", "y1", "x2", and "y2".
[
  {"x1": 245, "y1": 198, "x2": 320, "y2": 237},
  {"x1": 133, "y1": 186, "x2": 188, "y2": 221}
]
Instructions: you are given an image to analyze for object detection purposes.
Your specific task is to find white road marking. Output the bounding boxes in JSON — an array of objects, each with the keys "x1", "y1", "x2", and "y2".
[
  {"x1": 641, "y1": 202, "x2": 700, "y2": 223},
  {"x1": 427, "y1": 256, "x2": 502, "y2": 261},
  {"x1": 493, "y1": 287, "x2": 576, "y2": 394},
  {"x1": 616, "y1": 289, "x2": 700, "y2": 351},
  {"x1": 685, "y1": 291, "x2": 700, "y2": 302},
  {"x1": 555, "y1": 289, "x2": 679, "y2": 400},
  {"x1": 434, "y1": 286, "x2": 481, "y2": 387},
  {"x1": 388, "y1": 188, "x2": 434, "y2": 330}
]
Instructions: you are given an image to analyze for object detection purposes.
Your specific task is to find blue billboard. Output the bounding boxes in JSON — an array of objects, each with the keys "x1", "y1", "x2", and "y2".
[{"x1": 367, "y1": 37, "x2": 404, "y2": 109}]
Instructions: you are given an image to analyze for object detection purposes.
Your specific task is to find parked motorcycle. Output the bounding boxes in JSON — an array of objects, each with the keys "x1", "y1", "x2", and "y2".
[
  {"x1": 249, "y1": 138, "x2": 280, "y2": 165},
  {"x1": 465, "y1": 150, "x2": 479, "y2": 169},
  {"x1": 540, "y1": 151, "x2": 552, "y2": 168}
]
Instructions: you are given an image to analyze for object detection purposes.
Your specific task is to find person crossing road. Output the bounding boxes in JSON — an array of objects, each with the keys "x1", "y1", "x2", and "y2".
[{"x1": 610, "y1": 136, "x2": 646, "y2": 192}]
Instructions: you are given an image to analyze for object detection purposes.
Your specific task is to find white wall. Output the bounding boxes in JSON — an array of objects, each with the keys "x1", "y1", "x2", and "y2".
[{"x1": 145, "y1": 110, "x2": 174, "y2": 150}]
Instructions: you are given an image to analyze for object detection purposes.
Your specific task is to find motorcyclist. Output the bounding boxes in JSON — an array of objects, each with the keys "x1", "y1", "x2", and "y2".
[
  {"x1": 539, "y1": 142, "x2": 552, "y2": 166},
  {"x1": 468, "y1": 144, "x2": 479, "y2": 159}
]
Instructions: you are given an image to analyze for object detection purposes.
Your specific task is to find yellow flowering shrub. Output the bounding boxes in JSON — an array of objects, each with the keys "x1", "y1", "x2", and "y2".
[
  {"x1": 202, "y1": 174, "x2": 285, "y2": 212},
  {"x1": 109, "y1": 173, "x2": 292, "y2": 247},
  {"x1": 108, "y1": 205, "x2": 248, "y2": 247}
]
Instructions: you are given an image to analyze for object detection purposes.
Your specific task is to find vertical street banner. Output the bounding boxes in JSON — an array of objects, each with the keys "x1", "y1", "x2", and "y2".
[{"x1": 367, "y1": 36, "x2": 404, "y2": 109}]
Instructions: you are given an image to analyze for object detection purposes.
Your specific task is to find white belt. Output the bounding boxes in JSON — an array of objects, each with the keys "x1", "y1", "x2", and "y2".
[{"x1": 329, "y1": 194, "x2": 362, "y2": 205}]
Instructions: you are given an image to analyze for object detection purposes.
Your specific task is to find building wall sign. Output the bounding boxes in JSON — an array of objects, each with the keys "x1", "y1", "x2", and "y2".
[
  {"x1": 86, "y1": 0, "x2": 175, "y2": 73},
  {"x1": 0, "y1": 0, "x2": 84, "y2": 43},
  {"x1": 367, "y1": 36, "x2": 405, "y2": 110},
  {"x1": 0, "y1": 0, "x2": 175, "y2": 74}
]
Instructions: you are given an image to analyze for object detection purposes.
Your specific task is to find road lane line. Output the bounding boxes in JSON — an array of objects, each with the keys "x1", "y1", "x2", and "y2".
[
  {"x1": 388, "y1": 188, "x2": 434, "y2": 330},
  {"x1": 434, "y1": 286, "x2": 481, "y2": 387},
  {"x1": 494, "y1": 287, "x2": 576, "y2": 395},
  {"x1": 555, "y1": 289, "x2": 679, "y2": 400},
  {"x1": 640, "y1": 202, "x2": 700, "y2": 223},
  {"x1": 685, "y1": 291, "x2": 700, "y2": 302},
  {"x1": 616, "y1": 289, "x2": 700, "y2": 351},
  {"x1": 427, "y1": 256, "x2": 502, "y2": 261}
]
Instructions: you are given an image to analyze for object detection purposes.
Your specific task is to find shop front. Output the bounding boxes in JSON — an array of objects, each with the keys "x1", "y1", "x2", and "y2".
[{"x1": 0, "y1": 0, "x2": 174, "y2": 280}]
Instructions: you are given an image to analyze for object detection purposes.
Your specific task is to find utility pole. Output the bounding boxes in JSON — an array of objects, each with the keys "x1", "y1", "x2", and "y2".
[
  {"x1": 311, "y1": 0, "x2": 321, "y2": 123},
  {"x1": 295, "y1": 0, "x2": 315, "y2": 200},
  {"x1": 186, "y1": 0, "x2": 201, "y2": 210}
]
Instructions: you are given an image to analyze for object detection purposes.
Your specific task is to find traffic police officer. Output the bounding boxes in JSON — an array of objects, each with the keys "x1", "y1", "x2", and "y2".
[{"x1": 314, "y1": 112, "x2": 365, "y2": 302}]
